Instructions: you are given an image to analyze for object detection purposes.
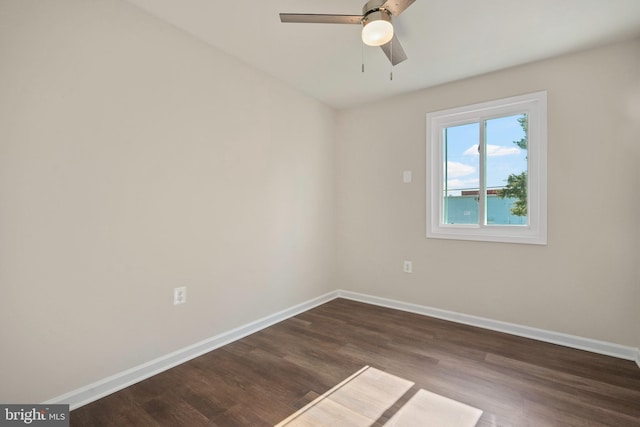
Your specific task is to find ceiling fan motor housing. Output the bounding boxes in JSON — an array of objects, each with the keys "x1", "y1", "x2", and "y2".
[
  {"x1": 362, "y1": 0, "x2": 389, "y2": 16},
  {"x1": 362, "y1": 9, "x2": 392, "y2": 26}
]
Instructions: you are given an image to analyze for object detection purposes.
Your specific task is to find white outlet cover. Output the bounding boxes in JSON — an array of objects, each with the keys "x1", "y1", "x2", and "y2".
[
  {"x1": 403, "y1": 171, "x2": 412, "y2": 183},
  {"x1": 403, "y1": 261, "x2": 413, "y2": 273}
]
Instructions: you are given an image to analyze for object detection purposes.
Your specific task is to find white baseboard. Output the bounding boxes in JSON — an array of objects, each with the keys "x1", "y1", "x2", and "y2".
[
  {"x1": 45, "y1": 290, "x2": 339, "y2": 410},
  {"x1": 47, "y1": 288, "x2": 639, "y2": 410},
  {"x1": 337, "y1": 290, "x2": 640, "y2": 363}
]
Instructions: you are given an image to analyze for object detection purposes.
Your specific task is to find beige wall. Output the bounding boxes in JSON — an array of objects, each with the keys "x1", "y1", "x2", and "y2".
[
  {"x1": 336, "y1": 37, "x2": 640, "y2": 348},
  {"x1": 633, "y1": 57, "x2": 640, "y2": 355},
  {"x1": 0, "y1": 0, "x2": 335, "y2": 402}
]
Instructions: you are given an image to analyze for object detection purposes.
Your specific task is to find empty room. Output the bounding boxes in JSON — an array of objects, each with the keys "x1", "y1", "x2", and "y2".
[{"x1": 1, "y1": 0, "x2": 640, "y2": 425}]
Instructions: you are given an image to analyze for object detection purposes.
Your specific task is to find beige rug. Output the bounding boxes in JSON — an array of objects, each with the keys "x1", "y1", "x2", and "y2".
[{"x1": 275, "y1": 366, "x2": 482, "y2": 427}]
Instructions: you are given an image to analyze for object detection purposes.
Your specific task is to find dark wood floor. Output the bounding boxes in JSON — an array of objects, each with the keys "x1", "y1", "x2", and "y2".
[{"x1": 71, "y1": 298, "x2": 640, "y2": 426}]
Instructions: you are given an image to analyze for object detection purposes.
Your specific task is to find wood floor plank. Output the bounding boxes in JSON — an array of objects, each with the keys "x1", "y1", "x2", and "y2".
[{"x1": 70, "y1": 298, "x2": 640, "y2": 426}]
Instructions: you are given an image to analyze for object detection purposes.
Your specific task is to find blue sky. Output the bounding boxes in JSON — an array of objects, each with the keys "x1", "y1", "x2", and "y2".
[{"x1": 444, "y1": 114, "x2": 527, "y2": 196}]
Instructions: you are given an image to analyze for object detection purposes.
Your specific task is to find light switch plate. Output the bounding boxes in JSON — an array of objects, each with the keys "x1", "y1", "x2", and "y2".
[{"x1": 173, "y1": 287, "x2": 187, "y2": 305}]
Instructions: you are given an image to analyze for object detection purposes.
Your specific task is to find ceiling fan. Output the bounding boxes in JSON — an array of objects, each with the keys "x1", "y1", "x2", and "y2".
[{"x1": 280, "y1": 0, "x2": 416, "y2": 66}]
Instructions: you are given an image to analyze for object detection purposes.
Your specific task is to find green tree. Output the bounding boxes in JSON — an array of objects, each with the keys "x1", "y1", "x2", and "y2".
[{"x1": 498, "y1": 115, "x2": 527, "y2": 216}]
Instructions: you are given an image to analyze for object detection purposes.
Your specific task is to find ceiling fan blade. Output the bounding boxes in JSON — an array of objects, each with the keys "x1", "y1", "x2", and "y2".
[
  {"x1": 279, "y1": 14, "x2": 362, "y2": 24},
  {"x1": 380, "y1": 34, "x2": 408, "y2": 65},
  {"x1": 381, "y1": 0, "x2": 416, "y2": 17}
]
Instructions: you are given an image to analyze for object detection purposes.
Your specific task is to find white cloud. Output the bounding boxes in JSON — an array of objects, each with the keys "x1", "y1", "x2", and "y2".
[
  {"x1": 447, "y1": 177, "x2": 479, "y2": 190},
  {"x1": 463, "y1": 145, "x2": 480, "y2": 156},
  {"x1": 446, "y1": 161, "x2": 475, "y2": 178},
  {"x1": 463, "y1": 144, "x2": 521, "y2": 156}
]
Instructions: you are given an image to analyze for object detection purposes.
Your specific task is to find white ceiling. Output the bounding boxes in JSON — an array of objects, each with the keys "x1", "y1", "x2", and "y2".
[{"x1": 124, "y1": 0, "x2": 640, "y2": 109}]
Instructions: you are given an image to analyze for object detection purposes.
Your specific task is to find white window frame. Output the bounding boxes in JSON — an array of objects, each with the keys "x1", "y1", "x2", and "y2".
[{"x1": 426, "y1": 91, "x2": 547, "y2": 245}]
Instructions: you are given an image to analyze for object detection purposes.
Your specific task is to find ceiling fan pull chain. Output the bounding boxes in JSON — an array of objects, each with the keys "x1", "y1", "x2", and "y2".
[{"x1": 361, "y1": 41, "x2": 365, "y2": 73}]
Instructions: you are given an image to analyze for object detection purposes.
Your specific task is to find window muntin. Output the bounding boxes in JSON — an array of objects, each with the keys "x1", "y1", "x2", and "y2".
[{"x1": 427, "y1": 92, "x2": 547, "y2": 244}]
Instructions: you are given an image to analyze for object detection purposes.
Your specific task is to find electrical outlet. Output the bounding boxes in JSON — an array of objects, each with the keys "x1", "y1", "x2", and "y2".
[
  {"x1": 403, "y1": 260, "x2": 413, "y2": 273},
  {"x1": 173, "y1": 287, "x2": 187, "y2": 305}
]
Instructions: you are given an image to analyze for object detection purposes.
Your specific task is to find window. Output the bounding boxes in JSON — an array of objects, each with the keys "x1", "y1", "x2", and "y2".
[{"x1": 426, "y1": 91, "x2": 547, "y2": 244}]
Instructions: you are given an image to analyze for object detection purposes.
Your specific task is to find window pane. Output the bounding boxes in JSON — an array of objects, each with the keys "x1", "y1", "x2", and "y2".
[
  {"x1": 443, "y1": 123, "x2": 479, "y2": 224},
  {"x1": 485, "y1": 114, "x2": 528, "y2": 225},
  {"x1": 427, "y1": 91, "x2": 546, "y2": 244}
]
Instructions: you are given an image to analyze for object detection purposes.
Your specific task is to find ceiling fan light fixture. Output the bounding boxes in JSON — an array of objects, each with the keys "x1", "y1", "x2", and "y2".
[{"x1": 361, "y1": 10, "x2": 393, "y2": 46}]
